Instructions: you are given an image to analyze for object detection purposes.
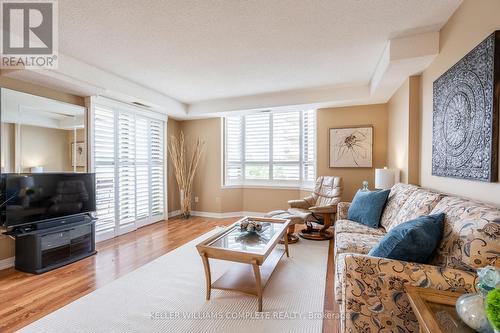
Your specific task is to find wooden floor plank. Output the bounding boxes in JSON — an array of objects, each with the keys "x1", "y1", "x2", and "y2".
[{"x1": 0, "y1": 216, "x2": 339, "y2": 333}]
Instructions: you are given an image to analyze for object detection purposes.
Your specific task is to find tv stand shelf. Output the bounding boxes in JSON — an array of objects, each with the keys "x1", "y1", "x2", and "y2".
[{"x1": 14, "y1": 214, "x2": 97, "y2": 274}]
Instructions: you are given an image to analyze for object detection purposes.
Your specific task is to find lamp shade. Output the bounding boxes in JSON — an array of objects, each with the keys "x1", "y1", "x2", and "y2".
[{"x1": 375, "y1": 168, "x2": 395, "y2": 189}]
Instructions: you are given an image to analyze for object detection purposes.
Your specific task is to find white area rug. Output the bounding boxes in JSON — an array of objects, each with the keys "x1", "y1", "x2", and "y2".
[{"x1": 20, "y1": 229, "x2": 329, "y2": 333}]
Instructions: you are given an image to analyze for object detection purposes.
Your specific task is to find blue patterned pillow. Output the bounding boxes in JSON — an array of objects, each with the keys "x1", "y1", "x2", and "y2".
[
  {"x1": 347, "y1": 190, "x2": 390, "y2": 228},
  {"x1": 368, "y1": 213, "x2": 445, "y2": 263}
]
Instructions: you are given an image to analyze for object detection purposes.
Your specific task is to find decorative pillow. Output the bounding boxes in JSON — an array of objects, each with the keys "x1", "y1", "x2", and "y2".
[
  {"x1": 368, "y1": 213, "x2": 445, "y2": 263},
  {"x1": 347, "y1": 190, "x2": 390, "y2": 228}
]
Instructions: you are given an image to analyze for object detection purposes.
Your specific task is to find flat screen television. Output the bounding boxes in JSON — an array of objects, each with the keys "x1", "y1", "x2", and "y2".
[{"x1": 1, "y1": 173, "x2": 96, "y2": 227}]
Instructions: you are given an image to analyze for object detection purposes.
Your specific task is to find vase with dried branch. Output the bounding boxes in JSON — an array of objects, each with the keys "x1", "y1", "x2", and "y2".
[{"x1": 168, "y1": 132, "x2": 205, "y2": 218}]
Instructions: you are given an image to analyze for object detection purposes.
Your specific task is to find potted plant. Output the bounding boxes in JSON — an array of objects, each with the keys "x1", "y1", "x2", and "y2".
[
  {"x1": 487, "y1": 288, "x2": 500, "y2": 333},
  {"x1": 168, "y1": 132, "x2": 204, "y2": 218},
  {"x1": 456, "y1": 266, "x2": 500, "y2": 332}
]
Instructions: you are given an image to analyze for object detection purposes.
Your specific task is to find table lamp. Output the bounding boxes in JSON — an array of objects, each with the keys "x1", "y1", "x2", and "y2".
[{"x1": 375, "y1": 168, "x2": 396, "y2": 189}]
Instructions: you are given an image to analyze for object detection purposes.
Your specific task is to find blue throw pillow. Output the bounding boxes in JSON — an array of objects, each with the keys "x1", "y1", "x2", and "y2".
[
  {"x1": 368, "y1": 213, "x2": 445, "y2": 264},
  {"x1": 347, "y1": 189, "x2": 390, "y2": 228}
]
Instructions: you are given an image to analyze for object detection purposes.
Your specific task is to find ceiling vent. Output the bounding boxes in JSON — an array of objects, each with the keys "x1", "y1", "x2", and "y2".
[{"x1": 131, "y1": 101, "x2": 151, "y2": 108}]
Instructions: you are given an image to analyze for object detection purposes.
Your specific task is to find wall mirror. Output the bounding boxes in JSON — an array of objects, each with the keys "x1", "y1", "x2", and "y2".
[{"x1": 1, "y1": 88, "x2": 87, "y2": 173}]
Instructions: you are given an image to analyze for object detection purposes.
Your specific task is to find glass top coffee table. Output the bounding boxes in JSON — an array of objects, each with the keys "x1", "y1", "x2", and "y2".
[{"x1": 196, "y1": 216, "x2": 291, "y2": 312}]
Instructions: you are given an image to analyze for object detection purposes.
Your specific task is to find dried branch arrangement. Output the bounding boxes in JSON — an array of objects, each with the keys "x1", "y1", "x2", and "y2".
[{"x1": 168, "y1": 132, "x2": 205, "y2": 218}]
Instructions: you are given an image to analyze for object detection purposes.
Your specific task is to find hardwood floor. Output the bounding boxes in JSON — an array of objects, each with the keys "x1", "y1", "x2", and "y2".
[{"x1": 0, "y1": 216, "x2": 339, "y2": 333}]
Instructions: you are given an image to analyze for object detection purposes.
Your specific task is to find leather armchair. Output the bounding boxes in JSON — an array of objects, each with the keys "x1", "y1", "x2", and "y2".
[{"x1": 289, "y1": 176, "x2": 342, "y2": 240}]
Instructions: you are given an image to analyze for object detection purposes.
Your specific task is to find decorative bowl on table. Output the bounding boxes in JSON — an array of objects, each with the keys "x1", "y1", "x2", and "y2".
[
  {"x1": 456, "y1": 266, "x2": 500, "y2": 333},
  {"x1": 239, "y1": 220, "x2": 264, "y2": 233}
]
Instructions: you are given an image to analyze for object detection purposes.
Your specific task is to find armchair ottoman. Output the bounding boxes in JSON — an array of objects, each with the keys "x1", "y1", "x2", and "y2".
[
  {"x1": 265, "y1": 210, "x2": 307, "y2": 243},
  {"x1": 266, "y1": 176, "x2": 343, "y2": 242}
]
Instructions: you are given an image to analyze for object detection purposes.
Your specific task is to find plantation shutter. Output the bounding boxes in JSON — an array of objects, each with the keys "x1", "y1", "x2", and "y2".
[
  {"x1": 135, "y1": 116, "x2": 150, "y2": 222},
  {"x1": 150, "y1": 119, "x2": 164, "y2": 217},
  {"x1": 94, "y1": 106, "x2": 116, "y2": 234},
  {"x1": 224, "y1": 109, "x2": 315, "y2": 187},
  {"x1": 93, "y1": 98, "x2": 166, "y2": 241},
  {"x1": 272, "y1": 111, "x2": 300, "y2": 180},
  {"x1": 302, "y1": 110, "x2": 316, "y2": 184},
  {"x1": 225, "y1": 116, "x2": 243, "y2": 183},
  {"x1": 244, "y1": 113, "x2": 270, "y2": 180},
  {"x1": 118, "y1": 112, "x2": 136, "y2": 229}
]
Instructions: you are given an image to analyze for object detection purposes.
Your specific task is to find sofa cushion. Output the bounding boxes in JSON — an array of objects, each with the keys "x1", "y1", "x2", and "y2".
[
  {"x1": 380, "y1": 183, "x2": 419, "y2": 230},
  {"x1": 348, "y1": 190, "x2": 390, "y2": 228},
  {"x1": 385, "y1": 189, "x2": 444, "y2": 231},
  {"x1": 334, "y1": 232, "x2": 384, "y2": 257},
  {"x1": 430, "y1": 196, "x2": 500, "y2": 270},
  {"x1": 368, "y1": 213, "x2": 445, "y2": 264},
  {"x1": 335, "y1": 219, "x2": 386, "y2": 237}
]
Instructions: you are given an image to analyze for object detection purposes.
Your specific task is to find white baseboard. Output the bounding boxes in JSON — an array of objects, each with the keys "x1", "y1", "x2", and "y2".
[
  {"x1": 0, "y1": 256, "x2": 15, "y2": 270},
  {"x1": 168, "y1": 210, "x2": 181, "y2": 218},
  {"x1": 190, "y1": 211, "x2": 266, "y2": 218}
]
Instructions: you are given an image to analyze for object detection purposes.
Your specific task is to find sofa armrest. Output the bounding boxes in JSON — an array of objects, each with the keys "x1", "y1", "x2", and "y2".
[
  {"x1": 288, "y1": 196, "x2": 313, "y2": 209},
  {"x1": 341, "y1": 254, "x2": 477, "y2": 333},
  {"x1": 336, "y1": 202, "x2": 351, "y2": 220}
]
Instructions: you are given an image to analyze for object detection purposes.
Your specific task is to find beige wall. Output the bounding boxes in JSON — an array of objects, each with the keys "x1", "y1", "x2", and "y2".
[
  {"x1": 420, "y1": 0, "x2": 500, "y2": 205},
  {"x1": 21, "y1": 125, "x2": 73, "y2": 172},
  {"x1": 167, "y1": 119, "x2": 182, "y2": 212},
  {"x1": 387, "y1": 76, "x2": 421, "y2": 185},
  {"x1": 1, "y1": 125, "x2": 82, "y2": 173},
  {"x1": 167, "y1": 118, "x2": 305, "y2": 214},
  {"x1": 317, "y1": 104, "x2": 388, "y2": 201},
  {"x1": 167, "y1": 103, "x2": 389, "y2": 214},
  {"x1": 180, "y1": 118, "x2": 242, "y2": 213}
]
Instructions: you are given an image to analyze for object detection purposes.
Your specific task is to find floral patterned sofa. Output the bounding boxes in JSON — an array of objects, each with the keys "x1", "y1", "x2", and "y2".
[{"x1": 334, "y1": 183, "x2": 500, "y2": 333}]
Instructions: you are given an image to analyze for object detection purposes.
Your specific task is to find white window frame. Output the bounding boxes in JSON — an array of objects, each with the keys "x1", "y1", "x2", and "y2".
[
  {"x1": 89, "y1": 96, "x2": 167, "y2": 242},
  {"x1": 223, "y1": 110, "x2": 316, "y2": 190}
]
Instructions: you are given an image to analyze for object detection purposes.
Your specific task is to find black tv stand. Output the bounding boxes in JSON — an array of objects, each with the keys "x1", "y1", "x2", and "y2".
[{"x1": 12, "y1": 214, "x2": 97, "y2": 274}]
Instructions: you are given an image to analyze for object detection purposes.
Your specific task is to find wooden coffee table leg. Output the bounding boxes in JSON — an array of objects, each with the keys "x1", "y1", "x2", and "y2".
[
  {"x1": 251, "y1": 259, "x2": 263, "y2": 312},
  {"x1": 201, "y1": 252, "x2": 211, "y2": 300},
  {"x1": 279, "y1": 224, "x2": 299, "y2": 244}
]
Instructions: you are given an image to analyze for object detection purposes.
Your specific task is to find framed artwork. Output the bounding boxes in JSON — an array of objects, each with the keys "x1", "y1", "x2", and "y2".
[
  {"x1": 432, "y1": 31, "x2": 499, "y2": 182},
  {"x1": 329, "y1": 126, "x2": 373, "y2": 168},
  {"x1": 71, "y1": 141, "x2": 86, "y2": 167}
]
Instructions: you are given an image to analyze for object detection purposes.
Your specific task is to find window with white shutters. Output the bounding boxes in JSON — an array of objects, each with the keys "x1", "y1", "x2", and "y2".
[
  {"x1": 135, "y1": 116, "x2": 150, "y2": 221},
  {"x1": 224, "y1": 110, "x2": 316, "y2": 187},
  {"x1": 150, "y1": 119, "x2": 164, "y2": 216},
  {"x1": 92, "y1": 99, "x2": 165, "y2": 240},
  {"x1": 94, "y1": 106, "x2": 116, "y2": 234},
  {"x1": 302, "y1": 109, "x2": 316, "y2": 185}
]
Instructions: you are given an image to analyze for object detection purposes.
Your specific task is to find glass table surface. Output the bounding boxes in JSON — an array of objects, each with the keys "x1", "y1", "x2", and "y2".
[
  {"x1": 208, "y1": 222, "x2": 286, "y2": 253},
  {"x1": 427, "y1": 302, "x2": 475, "y2": 333}
]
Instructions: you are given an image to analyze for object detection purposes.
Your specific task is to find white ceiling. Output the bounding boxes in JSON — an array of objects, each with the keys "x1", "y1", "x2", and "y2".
[{"x1": 58, "y1": 0, "x2": 461, "y2": 105}]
